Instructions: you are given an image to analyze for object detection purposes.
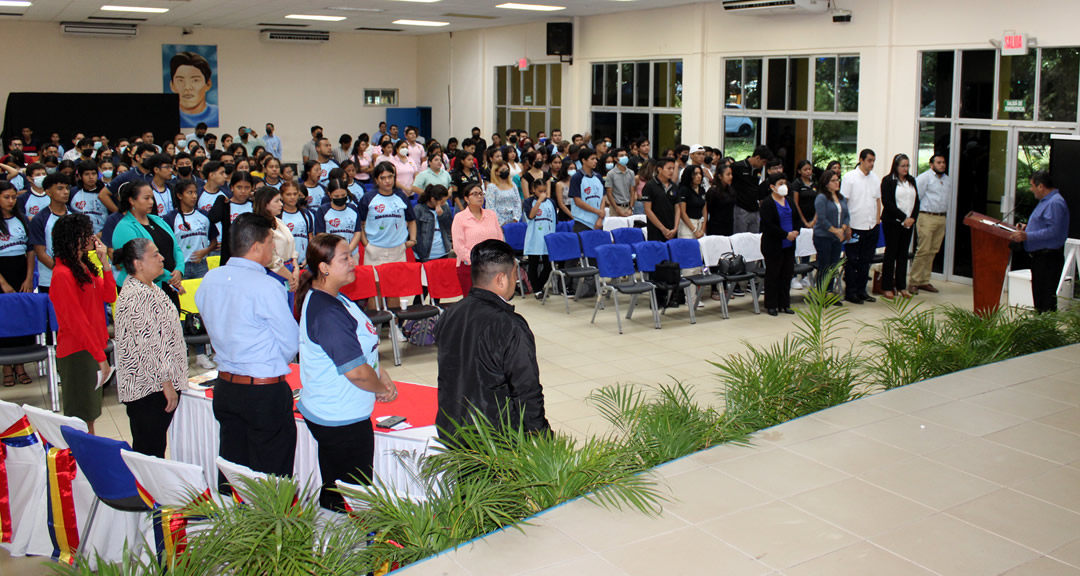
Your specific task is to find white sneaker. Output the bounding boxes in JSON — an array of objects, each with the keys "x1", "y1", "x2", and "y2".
[
  {"x1": 396, "y1": 328, "x2": 408, "y2": 343},
  {"x1": 791, "y1": 278, "x2": 805, "y2": 291},
  {"x1": 802, "y1": 277, "x2": 813, "y2": 289},
  {"x1": 696, "y1": 300, "x2": 706, "y2": 308},
  {"x1": 195, "y1": 354, "x2": 216, "y2": 370}
]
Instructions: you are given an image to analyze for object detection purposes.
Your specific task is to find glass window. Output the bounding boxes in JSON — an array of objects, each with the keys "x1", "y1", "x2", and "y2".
[
  {"x1": 745, "y1": 58, "x2": 762, "y2": 110},
  {"x1": 605, "y1": 63, "x2": 618, "y2": 107},
  {"x1": 655, "y1": 62, "x2": 670, "y2": 108},
  {"x1": 960, "y1": 50, "x2": 995, "y2": 119},
  {"x1": 620, "y1": 113, "x2": 649, "y2": 150},
  {"x1": 653, "y1": 114, "x2": 682, "y2": 158},
  {"x1": 812, "y1": 120, "x2": 858, "y2": 170},
  {"x1": 523, "y1": 66, "x2": 535, "y2": 106},
  {"x1": 496, "y1": 67, "x2": 507, "y2": 107},
  {"x1": 496, "y1": 108, "x2": 507, "y2": 136},
  {"x1": 1014, "y1": 131, "x2": 1052, "y2": 223},
  {"x1": 917, "y1": 121, "x2": 951, "y2": 175},
  {"x1": 920, "y1": 51, "x2": 954, "y2": 118},
  {"x1": 765, "y1": 118, "x2": 808, "y2": 176},
  {"x1": 673, "y1": 61, "x2": 683, "y2": 107},
  {"x1": 998, "y1": 53, "x2": 1036, "y2": 121},
  {"x1": 725, "y1": 59, "x2": 742, "y2": 107},
  {"x1": 591, "y1": 64, "x2": 604, "y2": 107},
  {"x1": 549, "y1": 109, "x2": 561, "y2": 135},
  {"x1": 636, "y1": 62, "x2": 651, "y2": 108},
  {"x1": 621, "y1": 63, "x2": 635, "y2": 107},
  {"x1": 815, "y1": 57, "x2": 836, "y2": 112},
  {"x1": 837, "y1": 56, "x2": 859, "y2": 112},
  {"x1": 510, "y1": 66, "x2": 521, "y2": 106},
  {"x1": 528, "y1": 111, "x2": 546, "y2": 137},
  {"x1": 724, "y1": 116, "x2": 759, "y2": 161},
  {"x1": 536, "y1": 64, "x2": 547, "y2": 107},
  {"x1": 591, "y1": 112, "x2": 618, "y2": 145},
  {"x1": 550, "y1": 64, "x2": 562, "y2": 107},
  {"x1": 1040, "y1": 47, "x2": 1080, "y2": 123},
  {"x1": 510, "y1": 110, "x2": 526, "y2": 132},
  {"x1": 767, "y1": 58, "x2": 787, "y2": 110},
  {"x1": 790, "y1": 57, "x2": 810, "y2": 112}
]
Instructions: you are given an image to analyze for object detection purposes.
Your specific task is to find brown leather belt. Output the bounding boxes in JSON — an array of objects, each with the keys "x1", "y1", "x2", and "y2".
[
  {"x1": 920, "y1": 211, "x2": 946, "y2": 216},
  {"x1": 218, "y1": 371, "x2": 287, "y2": 385}
]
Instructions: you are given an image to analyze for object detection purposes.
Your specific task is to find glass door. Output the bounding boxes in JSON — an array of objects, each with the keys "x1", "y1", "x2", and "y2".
[{"x1": 947, "y1": 126, "x2": 1010, "y2": 281}]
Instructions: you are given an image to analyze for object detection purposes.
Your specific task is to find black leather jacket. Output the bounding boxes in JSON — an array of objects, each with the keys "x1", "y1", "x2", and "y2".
[{"x1": 435, "y1": 288, "x2": 549, "y2": 441}]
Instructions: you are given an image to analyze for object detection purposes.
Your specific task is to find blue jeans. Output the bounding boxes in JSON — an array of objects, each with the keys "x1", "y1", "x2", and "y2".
[
  {"x1": 814, "y1": 235, "x2": 844, "y2": 292},
  {"x1": 632, "y1": 200, "x2": 645, "y2": 215},
  {"x1": 185, "y1": 259, "x2": 209, "y2": 279}
]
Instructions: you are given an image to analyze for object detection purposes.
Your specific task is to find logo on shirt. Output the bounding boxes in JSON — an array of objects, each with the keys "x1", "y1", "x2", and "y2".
[
  {"x1": 374, "y1": 204, "x2": 386, "y2": 214},
  {"x1": 286, "y1": 222, "x2": 295, "y2": 232},
  {"x1": 75, "y1": 201, "x2": 86, "y2": 210},
  {"x1": 200, "y1": 202, "x2": 212, "y2": 212},
  {"x1": 28, "y1": 206, "x2": 40, "y2": 216},
  {"x1": 329, "y1": 218, "x2": 341, "y2": 227},
  {"x1": 0, "y1": 234, "x2": 8, "y2": 242},
  {"x1": 230, "y1": 212, "x2": 241, "y2": 223},
  {"x1": 157, "y1": 204, "x2": 166, "y2": 215},
  {"x1": 179, "y1": 222, "x2": 191, "y2": 232},
  {"x1": 365, "y1": 321, "x2": 376, "y2": 335}
]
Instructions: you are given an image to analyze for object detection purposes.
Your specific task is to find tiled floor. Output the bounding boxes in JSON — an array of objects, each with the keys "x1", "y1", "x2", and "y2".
[{"x1": 3, "y1": 281, "x2": 1078, "y2": 575}]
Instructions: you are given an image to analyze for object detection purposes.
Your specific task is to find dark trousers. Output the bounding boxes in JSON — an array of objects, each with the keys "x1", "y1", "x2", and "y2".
[
  {"x1": 1030, "y1": 247, "x2": 1065, "y2": 313},
  {"x1": 125, "y1": 391, "x2": 177, "y2": 459},
  {"x1": 306, "y1": 418, "x2": 374, "y2": 512},
  {"x1": 764, "y1": 246, "x2": 796, "y2": 310},
  {"x1": 881, "y1": 221, "x2": 914, "y2": 291},
  {"x1": 845, "y1": 226, "x2": 879, "y2": 299},
  {"x1": 212, "y1": 380, "x2": 296, "y2": 492},
  {"x1": 527, "y1": 255, "x2": 552, "y2": 294},
  {"x1": 814, "y1": 236, "x2": 844, "y2": 291}
]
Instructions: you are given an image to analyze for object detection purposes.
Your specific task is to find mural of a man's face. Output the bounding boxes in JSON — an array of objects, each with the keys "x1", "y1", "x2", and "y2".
[{"x1": 171, "y1": 65, "x2": 211, "y2": 114}]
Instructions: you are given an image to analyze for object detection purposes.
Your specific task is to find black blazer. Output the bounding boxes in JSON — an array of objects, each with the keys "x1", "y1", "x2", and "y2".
[
  {"x1": 880, "y1": 175, "x2": 921, "y2": 226},
  {"x1": 759, "y1": 195, "x2": 795, "y2": 258}
]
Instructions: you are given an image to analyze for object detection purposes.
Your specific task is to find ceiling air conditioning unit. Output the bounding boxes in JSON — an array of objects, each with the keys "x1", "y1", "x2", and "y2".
[
  {"x1": 722, "y1": 0, "x2": 829, "y2": 13},
  {"x1": 260, "y1": 29, "x2": 330, "y2": 44},
  {"x1": 60, "y1": 22, "x2": 138, "y2": 38}
]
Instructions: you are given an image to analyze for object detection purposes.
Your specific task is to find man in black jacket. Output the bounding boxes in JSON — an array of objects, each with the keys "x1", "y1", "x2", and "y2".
[
  {"x1": 729, "y1": 145, "x2": 772, "y2": 295},
  {"x1": 435, "y1": 239, "x2": 550, "y2": 444}
]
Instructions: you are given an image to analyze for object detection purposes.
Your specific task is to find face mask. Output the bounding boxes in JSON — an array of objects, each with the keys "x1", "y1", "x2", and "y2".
[
  {"x1": 499, "y1": 169, "x2": 510, "y2": 180},
  {"x1": 102, "y1": 170, "x2": 114, "y2": 179},
  {"x1": 331, "y1": 196, "x2": 348, "y2": 208},
  {"x1": 531, "y1": 160, "x2": 543, "y2": 169},
  {"x1": 224, "y1": 164, "x2": 235, "y2": 175},
  {"x1": 776, "y1": 184, "x2": 789, "y2": 197},
  {"x1": 315, "y1": 132, "x2": 323, "y2": 139},
  {"x1": 176, "y1": 166, "x2": 193, "y2": 177},
  {"x1": 45, "y1": 167, "x2": 57, "y2": 175},
  {"x1": 618, "y1": 156, "x2": 629, "y2": 166},
  {"x1": 119, "y1": 146, "x2": 127, "y2": 155},
  {"x1": 399, "y1": 148, "x2": 409, "y2": 157},
  {"x1": 704, "y1": 155, "x2": 714, "y2": 165},
  {"x1": 605, "y1": 163, "x2": 614, "y2": 171},
  {"x1": 32, "y1": 175, "x2": 45, "y2": 188},
  {"x1": 93, "y1": 141, "x2": 103, "y2": 150},
  {"x1": 567, "y1": 169, "x2": 577, "y2": 177},
  {"x1": 680, "y1": 154, "x2": 690, "y2": 164},
  {"x1": 81, "y1": 149, "x2": 93, "y2": 157}
]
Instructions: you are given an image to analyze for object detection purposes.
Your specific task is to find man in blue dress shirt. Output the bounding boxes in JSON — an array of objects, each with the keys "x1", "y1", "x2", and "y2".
[
  {"x1": 1011, "y1": 171, "x2": 1070, "y2": 313},
  {"x1": 196, "y1": 213, "x2": 300, "y2": 488}
]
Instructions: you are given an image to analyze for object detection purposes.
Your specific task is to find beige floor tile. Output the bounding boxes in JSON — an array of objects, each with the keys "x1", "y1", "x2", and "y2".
[
  {"x1": 1012, "y1": 377, "x2": 1080, "y2": 407},
  {"x1": 1002, "y1": 556, "x2": 1080, "y2": 576},
  {"x1": 1040, "y1": 408, "x2": 1080, "y2": 436},
  {"x1": 786, "y1": 478, "x2": 935, "y2": 538},
  {"x1": 866, "y1": 385, "x2": 953, "y2": 414},
  {"x1": 927, "y1": 438, "x2": 1059, "y2": 486},
  {"x1": 873, "y1": 513, "x2": 1038, "y2": 576},
  {"x1": 753, "y1": 416, "x2": 845, "y2": 447},
  {"x1": 661, "y1": 467, "x2": 774, "y2": 524},
  {"x1": 913, "y1": 400, "x2": 1027, "y2": 437},
  {"x1": 910, "y1": 372, "x2": 1007, "y2": 399},
  {"x1": 809, "y1": 399, "x2": 901, "y2": 429},
  {"x1": 540, "y1": 497, "x2": 688, "y2": 552},
  {"x1": 852, "y1": 414, "x2": 975, "y2": 455},
  {"x1": 700, "y1": 501, "x2": 859, "y2": 570},
  {"x1": 947, "y1": 488, "x2": 1080, "y2": 553},
  {"x1": 396, "y1": 553, "x2": 474, "y2": 576},
  {"x1": 985, "y1": 421, "x2": 1080, "y2": 465},
  {"x1": 783, "y1": 541, "x2": 937, "y2": 576},
  {"x1": 518, "y1": 555, "x2": 630, "y2": 576},
  {"x1": 689, "y1": 439, "x2": 774, "y2": 465},
  {"x1": 602, "y1": 526, "x2": 771, "y2": 576},
  {"x1": 859, "y1": 455, "x2": 1000, "y2": 511},
  {"x1": 450, "y1": 519, "x2": 590, "y2": 576},
  {"x1": 1013, "y1": 467, "x2": 1080, "y2": 515},
  {"x1": 1051, "y1": 539, "x2": 1080, "y2": 569},
  {"x1": 961, "y1": 360, "x2": 1063, "y2": 387},
  {"x1": 965, "y1": 388, "x2": 1074, "y2": 420},
  {"x1": 715, "y1": 447, "x2": 850, "y2": 499},
  {"x1": 785, "y1": 430, "x2": 914, "y2": 476}
]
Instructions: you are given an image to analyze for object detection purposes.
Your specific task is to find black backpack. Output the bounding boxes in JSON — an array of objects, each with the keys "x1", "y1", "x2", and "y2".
[{"x1": 653, "y1": 260, "x2": 682, "y2": 287}]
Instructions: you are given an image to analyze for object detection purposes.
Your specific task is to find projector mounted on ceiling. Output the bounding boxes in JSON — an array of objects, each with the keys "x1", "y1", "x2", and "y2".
[
  {"x1": 60, "y1": 22, "x2": 138, "y2": 38},
  {"x1": 722, "y1": 0, "x2": 829, "y2": 13},
  {"x1": 260, "y1": 29, "x2": 331, "y2": 44}
]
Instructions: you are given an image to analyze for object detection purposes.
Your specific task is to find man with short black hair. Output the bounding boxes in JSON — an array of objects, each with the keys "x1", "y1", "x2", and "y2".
[
  {"x1": 569, "y1": 148, "x2": 605, "y2": 233},
  {"x1": 186, "y1": 122, "x2": 209, "y2": 149},
  {"x1": 16, "y1": 163, "x2": 49, "y2": 219},
  {"x1": 62, "y1": 133, "x2": 86, "y2": 161},
  {"x1": 263, "y1": 123, "x2": 282, "y2": 159},
  {"x1": 334, "y1": 134, "x2": 352, "y2": 164},
  {"x1": 435, "y1": 239, "x2": 549, "y2": 444},
  {"x1": 470, "y1": 127, "x2": 487, "y2": 155},
  {"x1": 170, "y1": 51, "x2": 218, "y2": 128},
  {"x1": 27, "y1": 173, "x2": 72, "y2": 294},
  {"x1": 910, "y1": 154, "x2": 950, "y2": 294},
  {"x1": 374, "y1": 121, "x2": 388, "y2": 146},
  {"x1": 605, "y1": 148, "x2": 636, "y2": 217},
  {"x1": 107, "y1": 143, "x2": 157, "y2": 197},
  {"x1": 316, "y1": 138, "x2": 338, "y2": 186},
  {"x1": 1011, "y1": 171, "x2": 1070, "y2": 313},
  {"x1": 643, "y1": 157, "x2": 679, "y2": 243},
  {"x1": 389, "y1": 125, "x2": 400, "y2": 144},
  {"x1": 145, "y1": 153, "x2": 175, "y2": 216},
  {"x1": 196, "y1": 213, "x2": 299, "y2": 490},
  {"x1": 842, "y1": 149, "x2": 882, "y2": 305},
  {"x1": 302, "y1": 125, "x2": 323, "y2": 164}
]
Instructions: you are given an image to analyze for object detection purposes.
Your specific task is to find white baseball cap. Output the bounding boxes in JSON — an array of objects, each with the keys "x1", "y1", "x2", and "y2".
[{"x1": 689, "y1": 144, "x2": 705, "y2": 154}]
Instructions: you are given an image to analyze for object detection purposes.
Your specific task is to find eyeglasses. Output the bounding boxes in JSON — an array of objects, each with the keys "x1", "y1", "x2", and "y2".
[{"x1": 468, "y1": 191, "x2": 485, "y2": 197}]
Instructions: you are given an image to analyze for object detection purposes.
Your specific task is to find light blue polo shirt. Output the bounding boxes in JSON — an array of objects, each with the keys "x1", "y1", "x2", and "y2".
[
  {"x1": 164, "y1": 209, "x2": 216, "y2": 264},
  {"x1": 568, "y1": 170, "x2": 605, "y2": 228},
  {"x1": 357, "y1": 190, "x2": 415, "y2": 248},
  {"x1": 0, "y1": 217, "x2": 28, "y2": 257},
  {"x1": 315, "y1": 203, "x2": 361, "y2": 253},
  {"x1": 523, "y1": 197, "x2": 556, "y2": 256},
  {"x1": 281, "y1": 208, "x2": 314, "y2": 265},
  {"x1": 27, "y1": 207, "x2": 63, "y2": 287},
  {"x1": 69, "y1": 187, "x2": 108, "y2": 235}
]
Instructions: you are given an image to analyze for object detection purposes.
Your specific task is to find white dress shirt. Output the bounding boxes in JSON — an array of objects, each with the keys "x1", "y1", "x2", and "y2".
[{"x1": 841, "y1": 168, "x2": 881, "y2": 230}]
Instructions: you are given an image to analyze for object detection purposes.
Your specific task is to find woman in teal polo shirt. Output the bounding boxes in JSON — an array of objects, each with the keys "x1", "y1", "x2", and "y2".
[
  {"x1": 110, "y1": 181, "x2": 186, "y2": 306},
  {"x1": 295, "y1": 233, "x2": 398, "y2": 511}
]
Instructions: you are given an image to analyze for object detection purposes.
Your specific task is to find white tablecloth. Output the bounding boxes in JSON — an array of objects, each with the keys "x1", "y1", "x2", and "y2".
[{"x1": 169, "y1": 391, "x2": 438, "y2": 501}]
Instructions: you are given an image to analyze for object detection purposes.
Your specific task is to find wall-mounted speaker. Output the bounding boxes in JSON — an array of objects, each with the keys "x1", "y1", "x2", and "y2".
[{"x1": 546, "y1": 22, "x2": 572, "y2": 56}]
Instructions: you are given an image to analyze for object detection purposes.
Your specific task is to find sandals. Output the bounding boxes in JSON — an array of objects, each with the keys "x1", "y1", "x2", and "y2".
[
  {"x1": 882, "y1": 290, "x2": 896, "y2": 300},
  {"x1": 899, "y1": 290, "x2": 913, "y2": 299},
  {"x1": 2, "y1": 366, "x2": 13, "y2": 388},
  {"x1": 13, "y1": 366, "x2": 32, "y2": 385}
]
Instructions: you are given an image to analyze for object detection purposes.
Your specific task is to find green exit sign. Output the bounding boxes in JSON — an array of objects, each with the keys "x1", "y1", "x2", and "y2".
[{"x1": 1004, "y1": 99, "x2": 1025, "y2": 113}]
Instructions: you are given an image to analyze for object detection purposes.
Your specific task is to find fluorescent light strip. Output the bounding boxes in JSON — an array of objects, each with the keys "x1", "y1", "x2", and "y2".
[
  {"x1": 392, "y1": 19, "x2": 449, "y2": 26},
  {"x1": 0, "y1": 1, "x2": 32, "y2": 8},
  {"x1": 393, "y1": 0, "x2": 442, "y2": 3},
  {"x1": 495, "y1": 3, "x2": 566, "y2": 10},
  {"x1": 100, "y1": 5, "x2": 169, "y2": 13},
  {"x1": 285, "y1": 14, "x2": 346, "y2": 21}
]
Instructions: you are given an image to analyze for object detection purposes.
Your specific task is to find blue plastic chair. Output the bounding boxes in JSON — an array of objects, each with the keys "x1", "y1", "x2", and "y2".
[
  {"x1": 60, "y1": 426, "x2": 149, "y2": 566},
  {"x1": 611, "y1": 227, "x2": 645, "y2": 247},
  {"x1": 542, "y1": 232, "x2": 598, "y2": 314},
  {"x1": 668, "y1": 239, "x2": 730, "y2": 321},
  {"x1": 633, "y1": 241, "x2": 690, "y2": 314},
  {"x1": 556, "y1": 221, "x2": 574, "y2": 233},
  {"x1": 501, "y1": 222, "x2": 529, "y2": 295},
  {"x1": 591, "y1": 244, "x2": 660, "y2": 334},
  {"x1": 579, "y1": 229, "x2": 612, "y2": 261},
  {"x1": 0, "y1": 293, "x2": 60, "y2": 410}
]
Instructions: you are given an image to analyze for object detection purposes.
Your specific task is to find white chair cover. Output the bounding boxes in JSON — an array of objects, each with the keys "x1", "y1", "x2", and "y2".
[
  {"x1": 729, "y1": 232, "x2": 764, "y2": 263},
  {"x1": 215, "y1": 456, "x2": 267, "y2": 503},
  {"x1": 698, "y1": 236, "x2": 734, "y2": 268},
  {"x1": 21, "y1": 405, "x2": 147, "y2": 567},
  {"x1": 602, "y1": 216, "x2": 634, "y2": 231},
  {"x1": 121, "y1": 451, "x2": 209, "y2": 508},
  {"x1": 796, "y1": 228, "x2": 817, "y2": 258},
  {"x1": 0, "y1": 400, "x2": 51, "y2": 557},
  {"x1": 335, "y1": 480, "x2": 417, "y2": 514}
]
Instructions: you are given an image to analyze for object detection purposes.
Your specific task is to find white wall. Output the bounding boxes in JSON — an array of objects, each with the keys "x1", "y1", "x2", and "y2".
[{"x1": 0, "y1": 20, "x2": 418, "y2": 162}]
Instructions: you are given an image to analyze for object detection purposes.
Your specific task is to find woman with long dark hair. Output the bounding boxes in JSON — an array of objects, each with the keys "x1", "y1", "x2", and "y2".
[
  {"x1": 295, "y1": 233, "x2": 398, "y2": 511},
  {"x1": 208, "y1": 171, "x2": 255, "y2": 264},
  {"x1": 49, "y1": 214, "x2": 116, "y2": 433},
  {"x1": 0, "y1": 181, "x2": 35, "y2": 386},
  {"x1": 350, "y1": 133, "x2": 373, "y2": 193},
  {"x1": 280, "y1": 179, "x2": 315, "y2": 268},
  {"x1": 880, "y1": 153, "x2": 920, "y2": 299},
  {"x1": 450, "y1": 150, "x2": 481, "y2": 212},
  {"x1": 111, "y1": 181, "x2": 186, "y2": 307},
  {"x1": 253, "y1": 185, "x2": 298, "y2": 292},
  {"x1": 813, "y1": 170, "x2": 849, "y2": 300},
  {"x1": 676, "y1": 164, "x2": 706, "y2": 240}
]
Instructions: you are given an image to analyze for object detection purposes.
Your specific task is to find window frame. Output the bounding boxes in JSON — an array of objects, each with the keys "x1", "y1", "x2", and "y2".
[
  {"x1": 589, "y1": 59, "x2": 683, "y2": 152},
  {"x1": 363, "y1": 89, "x2": 398, "y2": 107},
  {"x1": 494, "y1": 63, "x2": 563, "y2": 137}
]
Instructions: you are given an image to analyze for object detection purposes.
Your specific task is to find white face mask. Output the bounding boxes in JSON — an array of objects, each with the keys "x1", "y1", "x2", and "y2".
[
  {"x1": 398, "y1": 148, "x2": 409, "y2": 157},
  {"x1": 567, "y1": 169, "x2": 577, "y2": 177},
  {"x1": 32, "y1": 175, "x2": 46, "y2": 188},
  {"x1": 775, "y1": 184, "x2": 789, "y2": 197}
]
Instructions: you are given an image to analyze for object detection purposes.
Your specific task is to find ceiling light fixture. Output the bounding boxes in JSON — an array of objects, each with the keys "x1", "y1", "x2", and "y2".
[
  {"x1": 393, "y1": 0, "x2": 442, "y2": 3},
  {"x1": 392, "y1": 19, "x2": 450, "y2": 26},
  {"x1": 495, "y1": 3, "x2": 566, "y2": 11},
  {"x1": 285, "y1": 14, "x2": 347, "y2": 21},
  {"x1": 100, "y1": 5, "x2": 169, "y2": 13},
  {"x1": 0, "y1": 1, "x2": 32, "y2": 8},
  {"x1": 326, "y1": 6, "x2": 384, "y2": 12}
]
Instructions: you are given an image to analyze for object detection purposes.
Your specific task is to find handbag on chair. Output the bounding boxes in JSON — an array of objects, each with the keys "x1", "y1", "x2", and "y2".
[{"x1": 716, "y1": 252, "x2": 746, "y2": 276}]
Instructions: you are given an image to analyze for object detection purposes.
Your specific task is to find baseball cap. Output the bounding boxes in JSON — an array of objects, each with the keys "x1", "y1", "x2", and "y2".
[{"x1": 689, "y1": 144, "x2": 705, "y2": 154}]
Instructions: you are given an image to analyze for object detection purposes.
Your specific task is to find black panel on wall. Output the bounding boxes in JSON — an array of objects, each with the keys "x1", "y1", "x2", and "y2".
[
  {"x1": 547, "y1": 22, "x2": 571, "y2": 56},
  {"x1": 3, "y1": 92, "x2": 180, "y2": 149}
]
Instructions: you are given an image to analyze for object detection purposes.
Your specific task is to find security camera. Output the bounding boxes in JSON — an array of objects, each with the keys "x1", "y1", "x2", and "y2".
[{"x1": 832, "y1": 10, "x2": 852, "y2": 23}]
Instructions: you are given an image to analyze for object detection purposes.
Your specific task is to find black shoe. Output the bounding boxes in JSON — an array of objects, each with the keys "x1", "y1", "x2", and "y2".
[
  {"x1": 732, "y1": 286, "x2": 746, "y2": 297},
  {"x1": 860, "y1": 295, "x2": 877, "y2": 303},
  {"x1": 534, "y1": 292, "x2": 544, "y2": 301},
  {"x1": 833, "y1": 301, "x2": 844, "y2": 307},
  {"x1": 782, "y1": 308, "x2": 795, "y2": 315},
  {"x1": 845, "y1": 297, "x2": 865, "y2": 305},
  {"x1": 767, "y1": 308, "x2": 779, "y2": 316}
]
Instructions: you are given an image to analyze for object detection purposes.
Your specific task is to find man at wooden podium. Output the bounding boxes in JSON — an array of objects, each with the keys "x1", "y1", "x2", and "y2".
[{"x1": 1010, "y1": 171, "x2": 1070, "y2": 313}]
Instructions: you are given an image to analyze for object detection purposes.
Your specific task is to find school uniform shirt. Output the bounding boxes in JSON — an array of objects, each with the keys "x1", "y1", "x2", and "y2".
[
  {"x1": 523, "y1": 197, "x2": 556, "y2": 256},
  {"x1": 69, "y1": 186, "x2": 108, "y2": 234},
  {"x1": 389, "y1": 155, "x2": 419, "y2": 191},
  {"x1": 16, "y1": 191, "x2": 51, "y2": 221},
  {"x1": 27, "y1": 207, "x2": 65, "y2": 287},
  {"x1": 148, "y1": 182, "x2": 173, "y2": 217},
  {"x1": 0, "y1": 216, "x2": 29, "y2": 257},
  {"x1": 305, "y1": 184, "x2": 328, "y2": 207},
  {"x1": 164, "y1": 209, "x2": 216, "y2": 264},
  {"x1": 280, "y1": 208, "x2": 315, "y2": 265},
  {"x1": 319, "y1": 159, "x2": 339, "y2": 186},
  {"x1": 198, "y1": 188, "x2": 228, "y2": 213},
  {"x1": 357, "y1": 190, "x2": 415, "y2": 249},
  {"x1": 314, "y1": 203, "x2": 361, "y2": 252},
  {"x1": 413, "y1": 168, "x2": 453, "y2": 194},
  {"x1": 347, "y1": 180, "x2": 365, "y2": 198},
  {"x1": 568, "y1": 170, "x2": 605, "y2": 228},
  {"x1": 263, "y1": 179, "x2": 284, "y2": 190},
  {"x1": 227, "y1": 200, "x2": 253, "y2": 223}
]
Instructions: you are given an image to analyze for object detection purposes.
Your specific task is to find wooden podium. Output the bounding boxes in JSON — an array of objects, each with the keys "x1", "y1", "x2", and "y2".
[{"x1": 963, "y1": 212, "x2": 1016, "y2": 316}]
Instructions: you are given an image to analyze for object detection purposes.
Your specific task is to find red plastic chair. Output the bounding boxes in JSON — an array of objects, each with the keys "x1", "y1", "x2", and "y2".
[
  {"x1": 338, "y1": 265, "x2": 399, "y2": 365},
  {"x1": 423, "y1": 258, "x2": 464, "y2": 309},
  {"x1": 374, "y1": 262, "x2": 440, "y2": 365}
]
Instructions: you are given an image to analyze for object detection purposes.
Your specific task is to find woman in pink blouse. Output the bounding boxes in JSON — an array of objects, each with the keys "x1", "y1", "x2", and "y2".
[
  {"x1": 389, "y1": 140, "x2": 419, "y2": 196},
  {"x1": 451, "y1": 182, "x2": 504, "y2": 293}
]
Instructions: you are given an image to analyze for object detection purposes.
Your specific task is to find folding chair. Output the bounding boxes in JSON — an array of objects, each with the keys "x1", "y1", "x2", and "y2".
[
  {"x1": 502, "y1": 222, "x2": 529, "y2": 295},
  {"x1": 667, "y1": 239, "x2": 729, "y2": 322},
  {"x1": 0, "y1": 400, "x2": 50, "y2": 557},
  {"x1": 556, "y1": 221, "x2": 574, "y2": 233},
  {"x1": 0, "y1": 293, "x2": 59, "y2": 411},
  {"x1": 215, "y1": 456, "x2": 268, "y2": 504},
  {"x1": 206, "y1": 255, "x2": 221, "y2": 270},
  {"x1": 602, "y1": 216, "x2": 633, "y2": 231},
  {"x1": 633, "y1": 240, "x2": 690, "y2": 314},
  {"x1": 590, "y1": 244, "x2": 661, "y2": 334},
  {"x1": 611, "y1": 227, "x2": 646, "y2": 247},
  {"x1": 121, "y1": 451, "x2": 212, "y2": 566},
  {"x1": 542, "y1": 233, "x2": 598, "y2": 314},
  {"x1": 423, "y1": 258, "x2": 464, "y2": 311},
  {"x1": 727, "y1": 233, "x2": 764, "y2": 314},
  {"x1": 375, "y1": 262, "x2": 441, "y2": 366},
  {"x1": 340, "y1": 265, "x2": 400, "y2": 366},
  {"x1": 178, "y1": 278, "x2": 212, "y2": 356}
]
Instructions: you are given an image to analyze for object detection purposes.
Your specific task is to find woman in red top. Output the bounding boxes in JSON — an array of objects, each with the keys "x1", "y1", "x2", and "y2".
[{"x1": 49, "y1": 213, "x2": 116, "y2": 434}]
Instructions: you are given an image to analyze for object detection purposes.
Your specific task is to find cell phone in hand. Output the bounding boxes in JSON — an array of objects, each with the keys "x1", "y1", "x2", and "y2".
[{"x1": 376, "y1": 416, "x2": 406, "y2": 429}]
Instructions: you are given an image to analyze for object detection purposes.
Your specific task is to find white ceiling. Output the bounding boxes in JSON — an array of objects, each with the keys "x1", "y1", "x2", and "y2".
[{"x1": 0, "y1": 0, "x2": 716, "y2": 34}]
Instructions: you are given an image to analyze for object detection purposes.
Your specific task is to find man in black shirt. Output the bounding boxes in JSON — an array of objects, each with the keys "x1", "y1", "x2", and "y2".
[
  {"x1": 643, "y1": 157, "x2": 679, "y2": 242},
  {"x1": 731, "y1": 145, "x2": 773, "y2": 236}
]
